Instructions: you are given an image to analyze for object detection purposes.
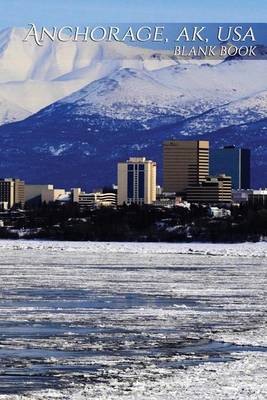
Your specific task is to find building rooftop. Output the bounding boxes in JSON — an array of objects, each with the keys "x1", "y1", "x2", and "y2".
[{"x1": 128, "y1": 157, "x2": 149, "y2": 162}]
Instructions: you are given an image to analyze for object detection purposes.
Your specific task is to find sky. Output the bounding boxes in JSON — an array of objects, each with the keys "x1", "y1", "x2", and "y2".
[{"x1": 0, "y1": 0, "x2": 267, "y2": 29}]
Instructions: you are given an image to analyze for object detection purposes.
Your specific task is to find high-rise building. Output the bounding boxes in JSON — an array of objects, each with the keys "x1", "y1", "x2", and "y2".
[
  {"x1": 117, "y1": 157, "x2": 156, "y2": 205},
  {"x1": 163, "y1": 140, "x2": 209, "y2": 193},
  {"x1": 186, "y1": 174, "x2": 232, "y2": 203},
  {"x1": 0, "y1": 178, "x2": 25, "y2": 209},
  {"x1": 210, "y1": 146, "x2": 250, "y2": 189}
]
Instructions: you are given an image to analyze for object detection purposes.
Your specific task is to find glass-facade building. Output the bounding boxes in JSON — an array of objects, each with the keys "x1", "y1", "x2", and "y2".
[{"x1": 210, "y1": 146, "x2": 251, "y2": 189}]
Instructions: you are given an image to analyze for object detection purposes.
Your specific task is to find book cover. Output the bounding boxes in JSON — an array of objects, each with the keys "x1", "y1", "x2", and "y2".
[{"x1": 0, "y1": 1, "x2": 266, "y2": 399}]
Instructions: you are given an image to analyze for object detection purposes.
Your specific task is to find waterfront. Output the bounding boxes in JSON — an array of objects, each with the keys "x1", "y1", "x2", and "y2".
[{"x1": 0, "y1": 241, "x2": 266, "y2": 399}]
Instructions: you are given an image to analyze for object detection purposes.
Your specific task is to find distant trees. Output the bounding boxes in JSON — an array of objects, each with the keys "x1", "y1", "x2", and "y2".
[{"x1": 0, "y1": 201, "x2": 266, "y2": 242}]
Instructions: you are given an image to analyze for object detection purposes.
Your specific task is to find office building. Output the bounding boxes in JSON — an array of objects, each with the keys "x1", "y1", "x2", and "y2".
[
  {"x1": 25, "y1": 184, "x2": 66, "y2": 205},
  {"x1": 0, "y1": 178, "x2": 25, "y2": 209},
  {"x1": 163, "y1": 140, "x2": 209, "y2": 193},
  {"x1": 210, "y1": 146, "x2": 250, "y2": 189},
  {"x1": 25, "y1": 184, "x2": 54, "y2": 204},
  {"x1": 71, "y1": 188, "x2": 117, "y2": 207},
  {"x1": 154, "y1": 192, "x2": 190, "y2": 209},
  {"x1": 186, "y1": 175, "x2": 232, "y2": 203},
  {"x1": 248, "y1": 189, "x2": 267, "y2": 208},
  {"x1": 117, "y1": 157, "x2": 156, "y2": 205},
  {"x1": 232, "y1": 189, "x2": 252, "y2": 204}
]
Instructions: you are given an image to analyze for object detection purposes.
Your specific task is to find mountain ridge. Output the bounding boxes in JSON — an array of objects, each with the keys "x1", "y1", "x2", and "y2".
[{"x1": 0, "y1": 27, "x2": 266, "y2": 189}]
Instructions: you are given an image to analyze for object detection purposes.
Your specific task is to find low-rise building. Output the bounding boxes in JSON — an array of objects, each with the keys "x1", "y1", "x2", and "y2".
[
  {"x1": 154, "y1": 192, "x2": 176, "y2": 208},
  {"x1": 186, "y1": 175, "x2": 232, "y2": 204},
  {"x1": 232, "y1": 189, "x2": 252, "y2": 204},
  {"x1": 71, "y1": 188, "x2": 117, "y2": 207},
  {"x1": 42, "y1": 188, "x2": 66, "y2": 203},
  {"x1": 25, "y1": 184, "x2": 53, "y2": 204},
  {"x1": 154, "y1": 192, "x2": 190, "y2": 209},
  {"x1": 25, "y1": 184, "x2": 66, "y2": 205},
  {"x1": 248, "y1": 189, "x2": 267, "y2": 208},
  {"x1": 98, "y1": 192, "x2": 117, "y2": 207},
  {"x1": 209, "y1": 207, "x2": 231, "y2": 218}
]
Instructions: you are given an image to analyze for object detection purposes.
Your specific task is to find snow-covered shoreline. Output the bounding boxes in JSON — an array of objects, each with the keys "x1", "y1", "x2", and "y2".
[{"x1": 0, "y1": 239, "x2": 266, "y2": 257}]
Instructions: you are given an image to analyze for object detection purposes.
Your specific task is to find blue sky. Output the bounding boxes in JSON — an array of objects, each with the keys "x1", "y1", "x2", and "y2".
[{"x1": 0, "y1": 0, "x2": 267, "y2": 28}]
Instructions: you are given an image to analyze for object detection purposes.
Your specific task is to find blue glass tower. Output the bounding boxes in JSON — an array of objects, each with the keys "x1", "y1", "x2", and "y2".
[{"x1": 210, "y1": 146, "x2": 251, "y2": 189}]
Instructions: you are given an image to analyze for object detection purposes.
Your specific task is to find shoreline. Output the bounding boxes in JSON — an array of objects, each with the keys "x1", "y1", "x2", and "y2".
[
  {"x1": 0, "y1": 235, "x2": 266, "y2": 244},
  {"x1": 1, "y1": 238, "x2": 266, "y2": 258}
]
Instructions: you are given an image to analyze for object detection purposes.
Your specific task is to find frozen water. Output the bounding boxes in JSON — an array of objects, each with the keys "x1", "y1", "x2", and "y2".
[{"x1": 0, "y1": 240, "x2": 266, "y2": 399}]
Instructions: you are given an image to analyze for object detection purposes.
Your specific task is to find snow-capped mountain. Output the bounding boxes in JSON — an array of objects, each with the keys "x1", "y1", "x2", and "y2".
[
  {"x1": 0, "y1": 27, "x2": 267, "y2": 188},
  {"x1": 179, "y1": 89, "x2": 267, "y2": 136},
  {"x1": 53, "y1": 60, "x2": 267, "y2": 128},
  {"x1": 0, "y1": 94, "x2": 31, "y2": 125},
  {"x1": 0, "y1": 27, "x2": 176, "y2": 125}
]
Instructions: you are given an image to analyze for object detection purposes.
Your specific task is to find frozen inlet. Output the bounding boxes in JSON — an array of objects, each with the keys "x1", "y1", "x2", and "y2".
[{"x1": 0, "y1": 240, "x2": 266, "y2": 399}]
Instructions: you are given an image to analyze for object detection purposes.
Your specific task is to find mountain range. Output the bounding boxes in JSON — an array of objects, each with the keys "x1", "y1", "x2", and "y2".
[{"x1": 0, "y1": 27, "x2": 266, "y2": 189}]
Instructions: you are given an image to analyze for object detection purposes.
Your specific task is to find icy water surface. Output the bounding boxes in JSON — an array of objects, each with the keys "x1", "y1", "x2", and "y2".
[{"x1": 0, "y1": 240, "x2": 266, "y2": 399}]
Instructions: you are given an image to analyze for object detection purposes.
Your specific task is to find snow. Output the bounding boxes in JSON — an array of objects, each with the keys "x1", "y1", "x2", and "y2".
[
  {"x1": 0, "y1": 27, "x2": 267, "y2": 127},
  {"x1": 0, "y1": 240, "x2": 266, "y2": 399},
  {"x1": 48, "y1": 144, "x2": 73, "y2": 156},
  {"x1": 0, "y1": 94, "x2": 31, "y2": 124},
  {"x1": 179, "y1": 89, "x2": 267, "y2": 136},
  {"x1": 56, "y1": 59, "x2": 267, "y2": 123},
  {"x1": 0, "y1": 239, "x2": 266, "y2": 257},
  {"x1": 0, "y1": 27, "x2": 176, "y2": 125},
  {"x1": 60, "y1": 67, "x2": 185, "y2": 121}
]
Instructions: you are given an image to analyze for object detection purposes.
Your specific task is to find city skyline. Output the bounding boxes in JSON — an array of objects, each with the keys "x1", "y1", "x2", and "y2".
[
  {"x1": 0, "y1": 141, "x2": 259, "y2": 211},
  {"x1": 0, "y1": 142, "x2": 257, "y2": 190}
]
